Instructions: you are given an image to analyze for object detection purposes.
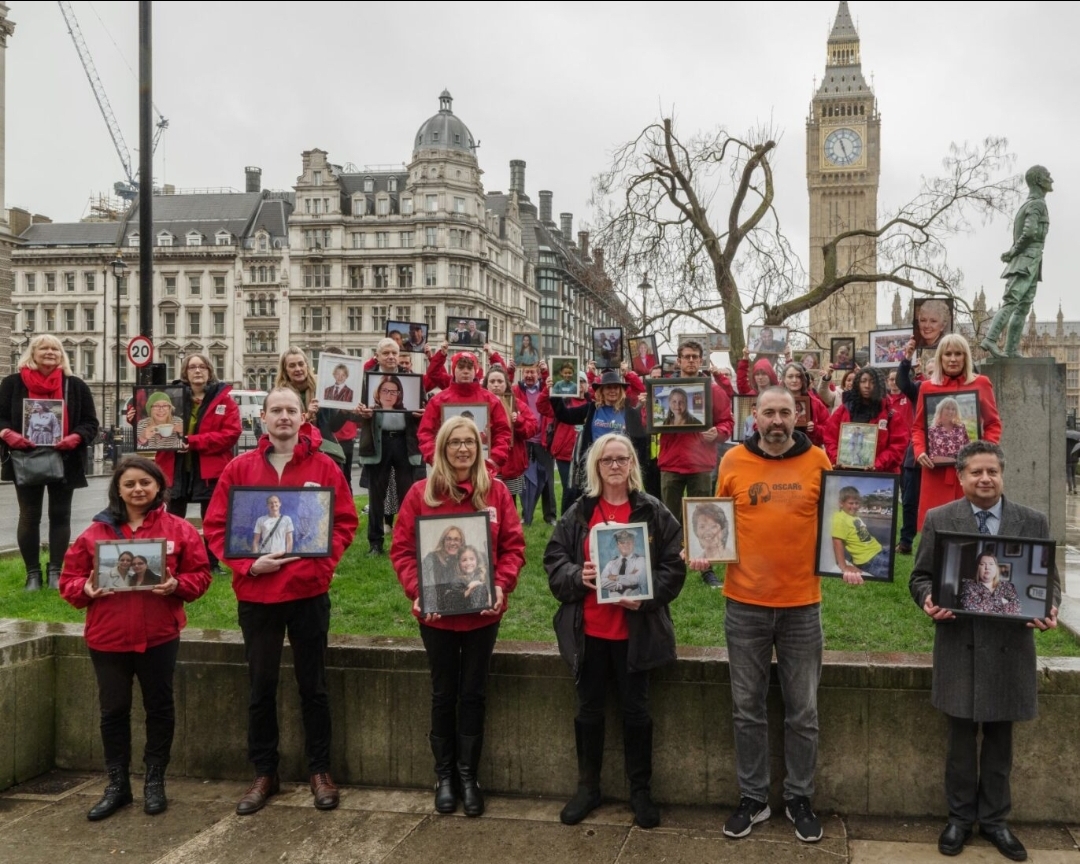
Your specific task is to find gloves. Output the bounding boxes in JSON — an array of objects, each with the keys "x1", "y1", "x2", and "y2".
[
  {"x1": 0, "y1": 429, "x2": 33, "y2": 450},
  {"x1": 54, "y1": 434, "x2": 82, "y2": 451}
]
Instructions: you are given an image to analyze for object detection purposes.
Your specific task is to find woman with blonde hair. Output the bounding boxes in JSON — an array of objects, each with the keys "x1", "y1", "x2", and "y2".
[
  {"x1": 960, "y1": 551, "x2": 1021, "y2": 615},
  {"x1": 275, "y1": 346, "x2": 351, "y2": 464},
  {"x1": 927, "y1": 397, "x2": 971, "y2": 464}
]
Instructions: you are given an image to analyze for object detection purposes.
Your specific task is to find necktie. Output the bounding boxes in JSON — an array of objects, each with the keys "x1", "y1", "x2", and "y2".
[
  {"x1": 975, "y1": 510, "x2": 992, "y2": 535},
  {"x1": 619, "y1": 557, "x2": 627, "y2": 575}
]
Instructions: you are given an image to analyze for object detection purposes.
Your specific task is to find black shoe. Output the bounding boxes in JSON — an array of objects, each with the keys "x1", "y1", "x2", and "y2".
[
  {"x1": 456, "y1": 733, "x2": 484, "y2": 817},
  {"x1": 630, "y1": 789, "x2": 660, "y2": 829},
  {"x1": 702, "y1": 569, "x2": 722, "y2": 589},
  {"x1": 47, "y1": 565, "x2": 61, "y2": 590},
  {"x1": 561, "y1": 785, "x2": 602, "y2": 825},
  {"x1": 938, "y1": 823, "x2": 971, "y2": 856},
  {"x1": 87, "y1": 765, "x2": 133, "y2": 821},
  {"x1": 561, "y1": 719, "x2": 604, "y2": 825},
  {"x1": 430, "y1": 733, "x2": 457, "y2": 814},
  {"x1": 210, "y1": 563, "x2": 225, "y2": 576},
  {"x1": 366, "y1": 545, "x2": 383, "y2": 557},
  {"x1": 545, "y1": 518, "x2": 557, "y2": 527},
  {"x1": 24, "y1": 569, "x2": 43, "y2": 592},
  {"x1": 723, "y1": 796, "x2": 770, "y2": 838},
  {"x1": 143, "y1": 765, "x2": 167, "y2": 815},
  {"x1": 784, "y1": 795, "x2": 823, "y2": 843},
  {"x1": 979, "y1": 826, "x2": 1027, "y2": 861}
]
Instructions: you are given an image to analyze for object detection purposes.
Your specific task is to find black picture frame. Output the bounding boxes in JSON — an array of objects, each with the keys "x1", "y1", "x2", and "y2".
[
  {"x1": 660, "y1": 354, "x2": 678, "y2": 376},
  {"x1": 93, "y1": 539, "x2": 168, "y2": 591},
  {"x1": 627, "y1": 335, "x2": 659, "y2": 376},
  {"x1": 932, "y1": 532, "x2": 1054, "y2": 621},
  {"x1": 830, "y1": 337, "x2": 856, "y2": 370},
  {"x1": 361, "y1": 370, "x2": 425, "y2": 412},
  {"x1": 731, "y1": 395, "x2": 757, "y2": 443},
  {"x1": 592, "y1": 327, "x2": 624, "y2": 369},
  {"x1": 386, "y1": 320, "x2": 428, "y2": 353},
  {"x1": 133, "y1": 385, "x2": 189, "y2": 452},
  {"x1": 646, "y1": 377, "x2": 712, "y2": 434},
  {"x1": 923, "y1": 389, "x2": 981, "y2": 465},
  {"x1": 224, "y1": 486, "x2": 335, "y2": 558},
  {"x1": 912, "y1": 297, "x2": 954, "y2": 350},
  {"x1": 446, "y1": 316, "x2": 489, "y2": 348},
  {"x1": 512, "y1": 332, "x2": 542, "y2": 366},
  {"x1": 416, "y1": 511, "x2": 494, "y2": 616},
  {"x1": 815, "y1": 470, "x2": 900, "y2": 582}
]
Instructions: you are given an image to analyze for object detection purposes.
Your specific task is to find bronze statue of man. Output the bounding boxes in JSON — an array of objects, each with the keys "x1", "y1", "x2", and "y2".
[{"x1": 980, "y1": 165, "x2": 1052, "y2": 358}]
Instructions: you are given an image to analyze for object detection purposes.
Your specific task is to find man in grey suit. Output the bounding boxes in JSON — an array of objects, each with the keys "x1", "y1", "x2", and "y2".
[{"x1": 910, "y1": 441, "x2": 1059, "y2": 862}]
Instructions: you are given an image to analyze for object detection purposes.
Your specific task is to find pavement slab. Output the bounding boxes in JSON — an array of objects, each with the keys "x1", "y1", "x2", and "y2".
[
  {"x1": 616, "y1": 827, "x2": 848, "y2": 863},
  {"x1": 849, "y1": 839, "x2": 1080, "y2": 863}
]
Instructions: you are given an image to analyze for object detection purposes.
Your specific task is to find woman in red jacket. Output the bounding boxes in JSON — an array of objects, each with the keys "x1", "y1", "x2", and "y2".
[
  {"x1": 781, "y1": 362, "x2": 830, "y2": 447},
  {"x1": 537, "y1": 371, "x2": 589, "y2": 515},
  {"x1": 911, "y1": 334, "x2": 1001, "y2": 529},
  {"x1": 823, "y1": 366, "x2": 906, "y2": 472},
  {"x1": 483, "y1": 365, "x2": 538, "y2": 497},
  {"x1": 59, "y1": 456, "x2": 211, "y2": 822},
  {"x1": 391, "y1": 416, "x2": 525, "y2": 818}
]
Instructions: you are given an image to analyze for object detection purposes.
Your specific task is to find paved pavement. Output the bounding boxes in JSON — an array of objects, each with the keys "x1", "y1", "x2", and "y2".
[{"x1": 1, "y1": 771, "x2": 1077, "y2": 864}]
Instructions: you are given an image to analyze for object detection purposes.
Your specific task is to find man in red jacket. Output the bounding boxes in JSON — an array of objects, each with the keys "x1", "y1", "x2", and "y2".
[{"x1": 204, "y1": 388, "x2": 358, "y2": 817}]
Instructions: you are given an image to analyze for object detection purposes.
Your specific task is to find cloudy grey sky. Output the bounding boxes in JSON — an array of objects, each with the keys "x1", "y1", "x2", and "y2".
[{"x1": 6, "y1": 1, "x2": 1078, "y2": 324}]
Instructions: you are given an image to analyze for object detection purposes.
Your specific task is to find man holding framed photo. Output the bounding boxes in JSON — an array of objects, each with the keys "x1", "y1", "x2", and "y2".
[{"x1": 909, "y1": 441, "x2": 1059, "y2": 861}]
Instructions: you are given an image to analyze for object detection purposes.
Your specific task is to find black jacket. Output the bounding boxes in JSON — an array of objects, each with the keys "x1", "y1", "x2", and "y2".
[
  {"x1": 544, "y1": 490, "x2": 686, "y2": 678},
  {"x1": 0, "y1": 372, "x2": 100, "y2": 487},
  {"x1": 548, "y1": 398, "x2": 650, "y2": 468}
]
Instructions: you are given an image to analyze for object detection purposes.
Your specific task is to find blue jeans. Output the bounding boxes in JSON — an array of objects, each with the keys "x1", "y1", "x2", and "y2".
[
  {"x1": 725, "y1": 599, "x2": 822, "y2": 802},
  {"x1": 854, "y1": 548, "x2": 891, "y2": 581}
]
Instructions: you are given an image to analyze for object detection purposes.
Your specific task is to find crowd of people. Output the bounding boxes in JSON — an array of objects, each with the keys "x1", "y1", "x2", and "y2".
[{"x1": 0, "y1": 328, "x2": 1061, "y2": 860}]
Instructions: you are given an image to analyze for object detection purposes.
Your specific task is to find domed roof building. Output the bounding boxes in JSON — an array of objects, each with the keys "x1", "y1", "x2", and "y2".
[{"x1": 413, "y1": 90, "x2": 476, "y2": 158}]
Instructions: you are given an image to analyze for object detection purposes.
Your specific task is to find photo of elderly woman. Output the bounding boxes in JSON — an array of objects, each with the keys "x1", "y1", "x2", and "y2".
[
  {"x1": 683, "y1": 499, "x2": 738, "y2": 563},
  {"x1": 134, "y1": 387, "x2": 186, "y2": 452},
  {"x1": 913, "y1": 297, "x2": 953, "y2": 350},
  {"x1": 960, "y1": 551, "x2": 1021, "y2": 615},
  {"x1": 925, "y1": 392, "x2": 980, "y2": 465},
  {"x1": 23, "y1": 399, "x2": 64, "y2": 446}
]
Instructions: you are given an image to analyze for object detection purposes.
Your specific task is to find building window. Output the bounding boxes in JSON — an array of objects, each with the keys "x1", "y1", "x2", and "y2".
[
  {"x1": 398, "y1": 266, "x2": 414, "y2": 288},
  {"x1": 389, "y1": 177, "x2": 398, "y2": 193},
  {"x1": 454, "y1": 197, "x2": 466, "y2": 214},
  {"x1": 162, "y1": 351, "x2": 178, "y2": 381},
  {"x1": 213, "y1": 310, "x2": 225, "y2": 335},
  {"x1": 82, "y1": 349, "x2": 95, "y2": 380},
  {"x1": 449, "y1": 229, "x2": 463, "y2": 249},
  {"x1": 351, "y1": 232, "x2": 365, "y2": 249},
  {"x1": 187, "y1": 233, "x2": 202, "y2": 247},
  {"x1": 364, "y1": 178, "x2": 374, "y2": 193},
  {"x1": 394, "y1": 306, "x2": 411, "y2": 322},
  {"x1": 212, "y1": 353, "x2": 225, "y2": 379},
  {"x1": 449, "y1": 265, "x2": 470, "y2": 289},
  {"x1": 425, "y1": 226, "x2": 437, "y2": 247},
  {"x1": 164, "y1": 276, "x2": 177, "y2": 296},
  {"x1": 216, "y1": 232, "x2": 231, "y2": 246},
  {"x1": 372, "y1": 306, "x2": 388, "y2": 332},
  {"x1": 164, "y1": 311, "x2": 176, "y2": 335},
  {"x1": 424, "y1": 305, "x2": 437, "y2": 329},
  {"x1": 45, "y1": 309, "x2": 55, "y2": 330},
  {"x1": 376, "y1": 232, "x2": 389, "y2": 249},
  {"x1": 347, "y1": 306, "x2": 363, "y2": 331},
  {"x1": 85, "y1": 272, "x2": 96, "y2": 291},
  {"x1": 188, "y1": 275, "x2": 201, "y2": 296},
  {"x1": 46, "y1": 274, "x2": 56, "y2": 292},
  {"x1": 304, "y1": 229, "x2": 331, "y2": 249},
  {"x1": 157, "y1": 233, "x2": 173, "y2": 247},
  {"x1": 400, "y1": 231, "x2": 413, "y2": 248},
  {"x1": 426, "y1": 194, "x2": 437, "y2": 212},
  {"x1": 258, "y1": 234, "x2": 268, "y2": 251},
  {"x1": 214, "y1": 275, "x2": 226, "y2": 297},
  {"x1": 24, "y1": 310, "x2": 35, "y2": 331},
  {"x1": 348, "y1": 266, "x2": 364, "y2": 289},
  {"x1": 118, "y1": 310, "x2": 128, "y2": 337},
  {"x1": 377, "y1": 198, "x2": 389, "y2": 216},
  {"x1": 313, "y1": 170, "x2": 322, "y2": 186},
  {"x1": 373, "y1": 266, "x2": 389, "y2": 289},
  {"x1": 65, "y1": 272, "x2": 76, "y2": 292},
  {"x1": 26, "y1": 274, "x2": 35, "y2": 292},
  {"x1": 84, "y1": 307, "x2": 96, "y2": 331},
  {"x1": 1069, "y1": 368, "x2": 1080, "y2": 390},
  {"x1": 424, "y1": 264, "x2": 437, "y2": 287},
  {"x1": 303, "y1": 265, "x2": 331, "y2": 288},
  {"x1": 64, "y1": 308, "x2": 76, "y2": 331},
  {"x1": 401, "y1": 198, "x2": 413, "y2": 215}
]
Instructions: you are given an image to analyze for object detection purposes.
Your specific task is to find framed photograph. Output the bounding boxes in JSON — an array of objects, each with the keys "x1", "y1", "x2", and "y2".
[
  {"x1": 794, "y1": 350, "x2": 823, "y2": 374},
  {"x1": 683, "y1": 498, "x2": 738, "y2": 564},
  {"x1": 446, "y1": 316, "x2": 489, "y2": 348},
  {"x1": 134, "y1": 385, "x2": 188, "y2": 452},
  {"x1": 913, "y1": 297, "x2": 954, "y2": 350},
  {"x1": 646, "y1": 377, "x2": 712, "y2": 434},
  {"x1": 361, "y1": 370, "x2": 425, "y2": 413},
  {"x1": 1003, "y1": 542, "x2": 1023, "y2": 559},
  {"x1": 870, "y1": 328, "x2": 911, "y2": 368},
  {"x1": 731, "y1": 395, "x2": 757, "y2": 443},
  {"x1": 627, "y1": 335, "x2": 659, "y2": 376},
  {"x1": 93, "y1": 539, "x2": 168, "y2": 591},
  {"x1": 224, "y1": 486, "x2": 335, "y2": 558},
  {"x1": 589, "y1": 522, "x2": 653, "y2": 603},
  {"x1": 548, "y1": 357, "x2": 581, "y2": 399},
  {"x1": 387, "y1": 320, "x2": 428, "y2": 353},
  {"x1": 836, "y1": 422, "x2": 879, "y2": 469},
  {"x1": 815, "y1": 470, "x2": 900, "y2": 582},
  {"x1": 830, "y1": 337, "x2": 856, "y2": 370},
  {"x1": 22, "y1": 398, "x2": 64, "y2": 447},
  {"x1": 747, "y1": 325, "x2": 789, "y2": 356},
  {"x1": 932, "y1": 533, "x2": 1054, "y2": 621},
  {"x1": 660, "y1": 354, "x2": 678, "y2": 376},
  {"x1": 923, "y1": 390, "x2": 981, "y2": 465},
  {"x1": 679, "y1": 332, "x2": 731, "y2": 353},
  {"x1": 592, "y1": 327, "x2": 624, "y2": 369},
  {"x1": 512, "y1": 332, "x2": 542, "y2": 366},
  {"x1": 416, "y1": 512, "x2": 494, "y2": 616},
  {"x1": 316, "y1": 352, "x2": 365, "y2": 410},
  {"x1": 440, "y1": 403, "x2": 490, "y2": 460},
  {"x1": 793, "y1": 395, "x2": 811, "y2": 430}
]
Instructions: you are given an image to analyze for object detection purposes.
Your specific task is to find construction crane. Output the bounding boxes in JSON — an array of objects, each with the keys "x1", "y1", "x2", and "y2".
[{"x1": 57, "y1": 0, "x2": 168, "y2": 200}]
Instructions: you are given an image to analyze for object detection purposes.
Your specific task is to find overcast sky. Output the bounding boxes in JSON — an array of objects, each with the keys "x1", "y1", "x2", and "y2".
[{"x1": 5, "y1": 1, "x2": 1078, "y2": 326}]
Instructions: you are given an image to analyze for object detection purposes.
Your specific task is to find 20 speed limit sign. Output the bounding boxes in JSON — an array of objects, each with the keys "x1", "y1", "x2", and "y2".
[{"x1": 127, "y1": 335, "x2": 154, "y2": 368}]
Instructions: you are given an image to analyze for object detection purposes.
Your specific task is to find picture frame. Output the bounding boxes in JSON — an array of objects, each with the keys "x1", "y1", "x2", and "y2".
[
  {"x1": 830, "y1": 337, "x2": 856, "y2": 370},
  {"x1": 386, "y1": 320, "x2": 428, "y2": 354},
  {"x1": 360, "y1": 370, "x2": 425, "y2": 413},
  {"x1": 512, "y1": 332, "x2": 542, "y2": 367},
  {"x1": 836, "y1": 422, "x2": 879, "y2": 469},
  {"x1": 923, "y1": 389, "x2": 981, "y2": 465},
  {"x1": 794, "y1": 350, "x2": 823, "y2": 375},
  {"x1": 440, "y1": 403, "x2": 490, "y2": 460},
  {"x1": 682, "y1": 498, "x2": 739, "y2": 564},
  {"x1": 93, "y1": 539, "x2": 168, "y2": 591},
  {"x1": 446, "y1": 316, "x2": 489, "y2": 348},
  {"x1": 793, "y1": 394, "x2": 811, "y2": 430},
  {"x1": 548, "y1": 357, "x2": 581, "y2": 399},
  {"x1": 731, "y1": 395, "x2": 757, "y2": 443},
  {"x1": 592, "y1": 327, "x2": 624, "y2": 369},
  {"x1": 224, "y1": 486, "x2": 335, "y2": 558},
  {"x1": 660, "y1": 354, "x2": 678, "y2": 376},
  {"x1": 747, "y1": 325, "x2": 789, "y2": 356},
  {"x1": 627, "y1": 335, "x2": 659, "y2": 376},
  {"x1": 932, "y1": 532, "x2": 1054, "y2": 622},
  {"x1": 133, "y1": 385, "x2": 189, "y2": 452},
  {"x1": 646, "y1": 377, "x2": 712, "y2": 434},
  {"x1": 416, "y1": 511, "x2": 494, "y2": 616},
  {"x1": 815, "y1": 470, "x2": 900, "y2": 582},
  {"x1": 1003, "y1": 542, "x2": 1023, "y2": 559},
  {"x1": 22, "y1": 398, "x2": 64, "y2": 447},
  {"x1": 316, "y1": 352, "x2": 365, "y2": 410},
  {"x1": 679, "y1": 332, "x2": 731, "y2": 353},
  {"x1": 589, "y1": 521, "x2": 654, "y2": 603},
  {"x1": 870, "y1": 328, "x2": 911, "y2": 368},
  {"x1": 913, "y1": 297, "x2": 954, "y2": 350}
]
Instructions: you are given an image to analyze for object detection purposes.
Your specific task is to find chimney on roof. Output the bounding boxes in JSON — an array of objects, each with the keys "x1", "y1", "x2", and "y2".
[
  {"x1": 560, "y1": 213, "x2": 573, "y2": 241},
  {"x1": 509, "y1": 160, "x2": 526, "y2": 196},
  {"x1": 538, "y1": 190, "x2": 553, "y2": 224},
  {"x1": 245, "y1": 166, "x2": 262, "y2": 193},
  {"x1": 578, "y1": 231, "x2": 590, "y2": 259},
  {"x1": 594, "y1": 246, "x2": 604, "y2": 270}
]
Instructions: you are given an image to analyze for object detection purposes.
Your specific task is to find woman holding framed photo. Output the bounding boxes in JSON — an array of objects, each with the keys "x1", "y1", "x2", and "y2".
[
  {"x1": 391, "y1": 416, "x2": 525, "y2": 818},
  {"x1": 823, "y1": 367, "x2": 906, "y2": 472},
  {"x1": 483, "y1": 364, "x2": 538, "y2": 499},
  {"x1": 58, "y1": 456, "x2": 211, "y2": 821},
  {"x1": 544, "y1": 434, "x2": 686, "y2": 829}
]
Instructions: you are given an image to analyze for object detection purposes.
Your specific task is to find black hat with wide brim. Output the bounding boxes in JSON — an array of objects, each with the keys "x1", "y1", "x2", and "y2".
[{"x1": 593, "y1": 369, "x2": 629, "y2": 388}]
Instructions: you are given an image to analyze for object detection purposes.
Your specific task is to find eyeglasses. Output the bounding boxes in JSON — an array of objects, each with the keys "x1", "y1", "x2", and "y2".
[
  {"x1": 447, "y1": 439, "x2": 478, "y2": 450},
  {"x1": 599, "y1": 456, "x2": 631, "y2": 467},
  {"x1": 379, "y1": 388, "x2": 401, "y2": 395},
  {"x1": 186, "y1": 363, "x2": 209, "y2": 371}
]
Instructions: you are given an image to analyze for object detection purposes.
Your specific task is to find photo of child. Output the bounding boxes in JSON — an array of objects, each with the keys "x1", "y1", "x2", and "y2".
[{"x1": 816, "y1": 472, "x2": 899, "y2": 582}]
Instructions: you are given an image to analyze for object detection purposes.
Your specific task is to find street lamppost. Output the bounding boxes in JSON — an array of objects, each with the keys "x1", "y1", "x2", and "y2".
[
  {"x1": 110, "y1": 258, "x2": 127, "y2": 468},
  {"x1": 637, "y1": 273, "x2": 652, "y2": 335}
]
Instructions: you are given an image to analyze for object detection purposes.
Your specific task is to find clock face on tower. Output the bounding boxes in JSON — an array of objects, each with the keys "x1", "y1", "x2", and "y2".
[{"x1": 824, "y1": 128, "x2": 863, "y2": 167}]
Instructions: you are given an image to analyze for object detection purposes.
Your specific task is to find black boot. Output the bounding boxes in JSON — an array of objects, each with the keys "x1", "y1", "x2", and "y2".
[
  {"x1": 560, "y1": 719, "x2": 604, "y2": 825},
  {"x1": 624, "y1": 721, "x2": 660, "y2": 829},
  {"x1": 456, "y1": 733, "x2": 484, "y2": 817},
  {"x1": 24, "y1": 568, "x2": 42, "y2": 592},
  {"x1": 430, "y1": 733, "x2": 457, "y2": 814},
  {"x1": 47, "y1": 564, "x2": 61, "y2": 590},
  {"x1": 87, "y1": 765, "x2": 133, "y2": 821},
  {"x1": 143, "y1": 764, "x2": 167, "y2": 815}
]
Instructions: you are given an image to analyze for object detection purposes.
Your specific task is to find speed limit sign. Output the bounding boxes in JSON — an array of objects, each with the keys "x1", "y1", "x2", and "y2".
[{"x1": 127, "y1": 335, "x2": 154, "y2": 368}]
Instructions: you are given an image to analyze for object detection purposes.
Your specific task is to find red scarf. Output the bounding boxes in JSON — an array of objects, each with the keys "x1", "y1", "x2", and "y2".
[{"x1": 20, "y1": 367, "x2": 68, "y2": 435}]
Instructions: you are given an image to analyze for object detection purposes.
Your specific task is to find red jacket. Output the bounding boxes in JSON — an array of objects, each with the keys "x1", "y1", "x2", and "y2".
[
  {"x1": 203, "y1": 425, "x2": 359, "y2": 602},
  {"x1": 823, "y1": 403, "x2": 907, "y2": 473},
  {"x1": 418, "y1": 382, "x2": 512, "y2": 470},
  {"x1": 885, "y1": 391, "x2": 914, "y2": 432},
  {"x1": 536, "y1": 386, "x2": 584, "y2": 462},
  {"x1": 156, "y1": 382, "x2": 242, "y2": 487},
  {"x1": 391, "y1": 477, "x2": 525, "y2": 633},
  {"x1": 60, "y1": 506, "x2": 211, "y2": 653},
  {"x1": 804, "y1": 390, "x2": 831, "y2": 447},
  {"x1": 499, "y1": 391, "x2": 539, "y2": 481},
  {"x1": 657, "y1": 381, "x2": 734, "y2": 474}
]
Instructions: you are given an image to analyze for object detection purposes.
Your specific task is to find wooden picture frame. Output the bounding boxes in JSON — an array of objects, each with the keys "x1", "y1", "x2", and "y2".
[
  {"x1": 794, "y1": 350, "x2": 823, "y2": 375},
  {"x1": 913, "y1": 297, "x2": 954, "y2": 350},
  {"x1": 836, "y1": 422, "x2": 879, "y2": 469},
  {"x1": 830, "y1": 337, "x2": 856, "y2": 370},
  {"x1": 416, "y1": 511, "x2": 494, "y2": 616},
  {"x1": 22, "y1": 398, "x2": 64, "y2": 447},
  {"x1": 870, "y1": 328, "x2": 911, "y2": 368},
  {"x1": 133, "y1": 385, "x2": 189, "y2": 452},
  {"x1": 589, "y1": 522, "x2": 654, "y2": 603},
  {"x1": 923, "y1": 390, "x2": 981, "y2": 465},
  {"x1": 93, "y1": 539, "x2": 168, "y2": 591},
  {"x1": 224, "y1": 486, "x2": 335, "y2": 558},
  {"x1": 682, "y1": 498, "x2": 739, "y2": 564},
  {"x1": 815, "y1": 470, "x2": 900, "y2": 582},
  {"x1": 386, "y1": 320, "x2": 429, "y2": 353},
  {"x1": 646, "y1": 377, "x2": 712, "y2": 433},
  {"x1": 627, "y1": 335, "x2": 659, "y2": 376},
  {"x1": 548, "y1": 357, "x2": 581, "y2": 399},
  {"x1": 316, "y1": 352, "x2": 365, "y2": 410},
  {"x1": 794, "y1": 394, "x2": 811, "y2": 430},
  {"x1": 360, "y1": 370, "x2": 425, "y2": 413}
]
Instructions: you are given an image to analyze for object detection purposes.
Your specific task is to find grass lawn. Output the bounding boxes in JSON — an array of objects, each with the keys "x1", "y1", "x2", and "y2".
[{"x1": 3, "y1": 493, "x2": 1077, "y2": 657}]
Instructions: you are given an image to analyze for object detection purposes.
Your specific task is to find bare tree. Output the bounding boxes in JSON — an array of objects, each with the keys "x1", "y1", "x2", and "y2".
[{"x1": 591, "y1": 115, "x2": 1018, "y2": 357}]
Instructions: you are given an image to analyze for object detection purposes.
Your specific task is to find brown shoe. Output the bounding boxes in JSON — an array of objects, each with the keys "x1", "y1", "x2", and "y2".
[
  {"x1": 310, "y1": 772, "x2": 339, "y2": 810},
  {"x1": 236, "y1": 774, "x2": 280, "y2": 816}
]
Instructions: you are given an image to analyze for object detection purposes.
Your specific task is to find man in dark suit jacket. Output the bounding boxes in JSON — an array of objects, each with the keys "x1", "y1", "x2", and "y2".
[{"x1": 910, "y1": 440, "x2": 1060, "y2": 862}]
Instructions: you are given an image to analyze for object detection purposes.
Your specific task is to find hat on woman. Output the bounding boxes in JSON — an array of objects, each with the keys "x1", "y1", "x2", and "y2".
[
  {"x1": 145, "y1": 391, "x2": 175, "y2": 410},
  {"x1": 593, "y1": 369, "x2": 628, "y2": 388}
]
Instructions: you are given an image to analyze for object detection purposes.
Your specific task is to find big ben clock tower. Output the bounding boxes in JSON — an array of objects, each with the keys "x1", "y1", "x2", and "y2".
[{"x1": 807, "y1": 1, "x2": 880, "y2": 355}]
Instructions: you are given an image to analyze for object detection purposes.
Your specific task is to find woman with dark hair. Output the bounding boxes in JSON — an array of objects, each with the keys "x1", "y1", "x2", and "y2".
[
  {"x1": 59, "y1": 456, "x2": 210, "y2": 821},
  {"x1": 372, "y1": 374, "x2": 406, "y2": 410},
  {"x1": 823, "y1": 367, "x2": 906, "y2": 472},
  {"x1": 128, "y1": 555, "x2": 163, "y2": 588}
]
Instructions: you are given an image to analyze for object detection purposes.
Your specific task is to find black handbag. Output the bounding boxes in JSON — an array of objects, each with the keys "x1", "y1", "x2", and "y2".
[{"x1": 10, "y1": 447, "x2": 65, "y2": 486}]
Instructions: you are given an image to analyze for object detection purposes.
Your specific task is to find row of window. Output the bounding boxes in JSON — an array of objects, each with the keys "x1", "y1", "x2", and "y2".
[
  {"x1": 310, "y1": 260, "x2": 477, "y2": 291},
  {"x1": 161, "y1": 274, "x2": 228, "y2": 298},
  {"x1": 126, "y1": 230, "x2": 233, "y2": 248},
  {"x1": 301, "y1": 192, "x2": 471, "y2": 219},
  {"x1": 305, "y1": 226, "x2": 476, "y2": 251},
  {"x1": 24, "y1": 272, "x2": 96, "y2": 293}
]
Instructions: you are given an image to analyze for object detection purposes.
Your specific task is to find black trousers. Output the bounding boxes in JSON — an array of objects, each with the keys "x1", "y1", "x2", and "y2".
[
  {"x1": 523, "y1": 442, "x2": 556, "y2": 524},
  {"x1": 89, "y1": 638, "x2": 180, "y2": 769},
  {"x1": 899, "y1": 462, "x2": 922, "y2": 547},
  {"x1": 238, "y1": 594, "x2": 332, "y2": 776},
  {"x1": 167, "y1": 496, "x2": 218, "y2": 570},
  {"x1": 339, "y1": 438, "x2": 355, "y2": 489},
  {"x1": 15, "y1": 482, "x2": 74, "y2": 572},
  {"x1": 946, "y1": 716, "x2": 1013, "y2": 830},
  {"x1": 367, "y1": 433, "x2": 416, "y2": 548},
  {"x1": 576, "y1": 635, "x2": 650, "y2": 727},
  {"x1": 419, "y1": 622, "x2": 500, "y2": 739}
]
